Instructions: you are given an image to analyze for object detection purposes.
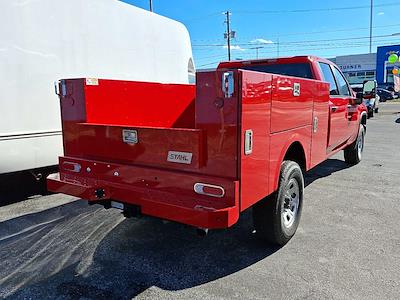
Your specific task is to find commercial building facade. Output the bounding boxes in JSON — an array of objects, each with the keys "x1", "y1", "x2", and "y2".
[
  {"x1": 328, "y1": 53, "x2": 376, "y2": 85},
  {"x1": 328, "y1": 44, "x2": 400, "y2": 87}
]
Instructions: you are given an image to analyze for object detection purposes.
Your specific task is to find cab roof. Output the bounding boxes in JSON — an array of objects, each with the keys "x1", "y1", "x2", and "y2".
[{"x1": 217, "y1": 55, "x2": 333, "y2": 69}]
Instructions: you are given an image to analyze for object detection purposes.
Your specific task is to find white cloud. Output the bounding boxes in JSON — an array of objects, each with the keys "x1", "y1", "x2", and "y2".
[
  {"x1": 223, "y1": 45, "x2": 246, "y2": 51},
  {"x1": 378, "y1": 12, "x2": 385, "y2": 15},
  {"x1": 250, "y1": 38, "x2": 274, "y2": 44}
]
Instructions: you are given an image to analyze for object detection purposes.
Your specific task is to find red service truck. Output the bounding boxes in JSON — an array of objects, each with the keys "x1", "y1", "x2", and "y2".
[{"x1": 48, "y1": 56, "x2": 369, "y2": 245}]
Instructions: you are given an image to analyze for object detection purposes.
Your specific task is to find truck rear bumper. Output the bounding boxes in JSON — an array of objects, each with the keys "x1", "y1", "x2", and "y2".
[{"x1": 47, "y1": 157, "x2": 239, "y2": 229}]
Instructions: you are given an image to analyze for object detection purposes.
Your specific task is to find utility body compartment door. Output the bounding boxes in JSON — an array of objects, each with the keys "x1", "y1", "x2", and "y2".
[
  {"x1": 270, "y1": 76, "x2": 314, "y2": 133},
  {"x1": 239, "y1": 72, "x2": 323, "y2": 211},
  {"x1": 239, "y1": 71, "x2": 272, "y2": 211},
  {"x1": 309, "y1": 81, "x2": 330, "y2": 167}
]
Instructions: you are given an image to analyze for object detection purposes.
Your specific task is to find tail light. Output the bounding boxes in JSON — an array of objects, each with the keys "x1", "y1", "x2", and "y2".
[
  {"x1": 62, "y1": 162, "x2": 81, "y2": 173},
  {"x1": 194, "y1": 183, "x2": 225, "y2": 198}
]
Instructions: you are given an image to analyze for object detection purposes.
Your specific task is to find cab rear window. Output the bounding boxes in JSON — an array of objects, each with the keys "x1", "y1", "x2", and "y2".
[{"x1": 240, "y1": 63, "x2": 313, "y2": 79}]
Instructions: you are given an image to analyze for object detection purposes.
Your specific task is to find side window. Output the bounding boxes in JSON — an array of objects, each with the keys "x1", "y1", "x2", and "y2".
[
  {"x1": 318, "y1": 63, "x2": 338, "y2": 95},
  {"x1": 332, "y1": 67, "x2": 351, "y2": 96}
]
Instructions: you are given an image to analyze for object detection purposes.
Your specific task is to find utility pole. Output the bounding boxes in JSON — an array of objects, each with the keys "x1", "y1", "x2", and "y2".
[
  {"x1": 224, "y1": 11, "x2": 231, "y2": 61},
  {"x1": 369, "y1": 0, "x2": 373, "y2": 53},
  {"x1": 250, "y1": 46, "x2": 263, "y2": 59},
  {"x1": 149, "y1": 0, "x2": 153, "y2": 12},
  {"x1": 277, "y1": 37, "x2": 280, "y2": 58}
]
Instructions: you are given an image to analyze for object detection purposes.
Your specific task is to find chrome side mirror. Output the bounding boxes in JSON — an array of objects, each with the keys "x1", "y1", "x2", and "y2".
[
  {"x1": 222, "y1": 71, "x2": 234, "y2": 98},
  {"x1": 363, "y1": 80, "x2": 377, "y2": 99}
]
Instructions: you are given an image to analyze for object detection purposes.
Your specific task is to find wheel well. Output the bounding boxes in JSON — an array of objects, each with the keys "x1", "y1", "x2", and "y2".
[
  {"x1": 284, "y1": 142, "x2": 306, "y2": 171},
  {"x1": 361, "y1": 113, "x2": 367, "y2": 126}
]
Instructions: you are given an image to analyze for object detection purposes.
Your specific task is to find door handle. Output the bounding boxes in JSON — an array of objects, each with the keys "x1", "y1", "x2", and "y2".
[{"x1": 331, "y1": 106, "x2": 338, "y2": 112}]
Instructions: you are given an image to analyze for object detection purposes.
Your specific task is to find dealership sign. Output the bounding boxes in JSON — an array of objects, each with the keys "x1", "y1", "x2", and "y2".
[{"x1": 339, "y1": 64, "x2": 363, "y2": 71}]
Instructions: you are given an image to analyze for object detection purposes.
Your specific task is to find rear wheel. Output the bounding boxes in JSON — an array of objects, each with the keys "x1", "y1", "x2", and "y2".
[
  {"x1": 374, "y1": 107, "x2": 379, "y2": 113},
  {"x1": 253, "y1": 160, "x2": 304, "y2": 246},
  {"x1": 344, "y1": 124, "x2": 365, "y2": 165}
]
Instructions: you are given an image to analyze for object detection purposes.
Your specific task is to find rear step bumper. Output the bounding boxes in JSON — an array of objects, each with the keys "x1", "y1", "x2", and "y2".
[{"x1": 47, "y1": 158, "x2": 239, "y2": 229}]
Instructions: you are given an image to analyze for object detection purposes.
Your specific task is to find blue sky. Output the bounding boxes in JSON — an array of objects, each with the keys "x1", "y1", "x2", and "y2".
[{"x1": 122, "y1": 0, "x2": 400, "y2": 68}]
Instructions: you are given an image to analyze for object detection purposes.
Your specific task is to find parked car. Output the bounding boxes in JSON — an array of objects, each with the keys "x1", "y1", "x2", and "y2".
[
  {"x1": 351, "y1": 83, "x2": 379, "y2": 118},
  {"x1": 384, "y1": 86, "x2": 400, "y2": 98},
  {"x1": 377, "y1": 88, "x2": 398, "y2": 102}
]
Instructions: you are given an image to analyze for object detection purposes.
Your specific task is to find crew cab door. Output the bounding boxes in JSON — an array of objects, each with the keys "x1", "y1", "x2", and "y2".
[{"x1": 318, "y1": 62, "x2": 352, "y2": 151}]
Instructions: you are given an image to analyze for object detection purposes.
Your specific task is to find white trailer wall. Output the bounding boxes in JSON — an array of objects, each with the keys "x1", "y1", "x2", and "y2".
[{"x1": 0, "y1": 0, "x2": 194, "y2": 174}]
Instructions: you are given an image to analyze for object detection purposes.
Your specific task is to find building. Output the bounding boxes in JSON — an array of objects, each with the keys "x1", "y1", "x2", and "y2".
[
  {"x1": 328, "y1": 53, "x2": 376, "y2": 85},
  {"x1": 376, "y1": 44, "x2": 400, "y2": 87},
  {"x1": 327, "y1": 44, "x2": 400, "y2": 87}
]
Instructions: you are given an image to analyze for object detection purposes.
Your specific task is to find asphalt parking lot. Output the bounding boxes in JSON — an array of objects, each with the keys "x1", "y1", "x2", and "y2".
[{"x1": 0, "y1": 103, "x2": 399, "y2": 300}]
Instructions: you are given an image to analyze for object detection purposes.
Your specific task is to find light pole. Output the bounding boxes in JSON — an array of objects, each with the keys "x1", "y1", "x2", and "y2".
[
  {"x1": 149, "y1": 0, "x2": 153, "y2": 12},
  {"x1": 369, "y1": 0, "x2": 373, "y2": 53}
]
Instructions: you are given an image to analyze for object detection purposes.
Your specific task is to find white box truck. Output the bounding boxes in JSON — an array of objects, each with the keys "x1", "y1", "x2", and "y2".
[{"x1": 0, "y1": 0, "x2": 195, "y2": 184}]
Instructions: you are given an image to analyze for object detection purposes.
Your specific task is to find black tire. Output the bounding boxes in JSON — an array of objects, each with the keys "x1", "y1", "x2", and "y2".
[
  {"x1": 252, "y1": 160, "x2": 304, "y2": 246},
  {"x1": 374, "y1": 107, "x2": 379, "y2": 113},
  {"x1": 344, "y1": 124, "x2": 365, "y2": 165}
]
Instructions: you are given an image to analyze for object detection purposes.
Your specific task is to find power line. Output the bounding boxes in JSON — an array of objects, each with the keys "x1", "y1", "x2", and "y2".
[
  {"x1": 192, "y1": 33, "x2": 400, "y2": 48},
  {"x1": 233, "y1": 1, "x2": 399, "y2": 15},
  {"x1": 181, "y1": 12, "x2": 222, "y2": 23},
  {"x1": 195, "y1": 53, "x2": 231, "y2": 62},
  {"x1": 236, "y1": 25, "x2": 400, "y2": 40},
  {"x1": 241, "y1": 40, "x2": 400, "y2": 56},
  {"x1": 197, "y1": 41, "x2": 400, "y2": 65},
  {"x1": 194, "y1": 39, "x2": 400, "y2": 66},
  {"x1": 191, "y1": 23, "x2": 400, "y2": 43},
  {"x1": 197, "y1": 60, "x2": 224, "y2": 68}
]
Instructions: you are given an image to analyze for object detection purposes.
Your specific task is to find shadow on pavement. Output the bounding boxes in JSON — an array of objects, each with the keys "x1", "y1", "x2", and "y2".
[
  {"x1": 0, "y1": 167, "x2": 57, "y2": 207},
  {"x1": 0, "y1": 159, "x2": 350, "y2": 299},
  {"x1": 305, "y1": 158, "x2": 351, "y2": 187},
  {"x1": 0, "y1": 172, "x2": 43, "y2": 207},
  {"x1": 0, "y1": 201, "x2": 278, "y2": 299}
]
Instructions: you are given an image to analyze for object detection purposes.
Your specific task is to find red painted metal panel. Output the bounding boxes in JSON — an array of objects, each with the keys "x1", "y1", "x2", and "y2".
[
  {"x1": 268, "y1": 127, "x2": 312, "y2": 193},
  {"x1": 70, "y1": 123, "x2": 204, "y2": 170},
  {"x1": 310, "y1": 81, "x2": 330, "y2": 168},
  {"x1": 60, "y1": 76, "x2": 239, "y2": 179},
  {"x1": 328, "y1": 97, "x2": 350, "y2": 149},
  {"x1": 48, "y1": 156, "x2": 239, "y2": 229},
  {"x1": 195, "y1": 71, "x2": 239, "y2": 179},
  {"x1": 84, "y1": 79, "x2": 196, "y2": 128},
  {"x1": 239, "y1": 71, "x2": 272, "y2": 211},
  {"x1": 270, "y1": 76, "x2": 314, "y2": 133}
]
